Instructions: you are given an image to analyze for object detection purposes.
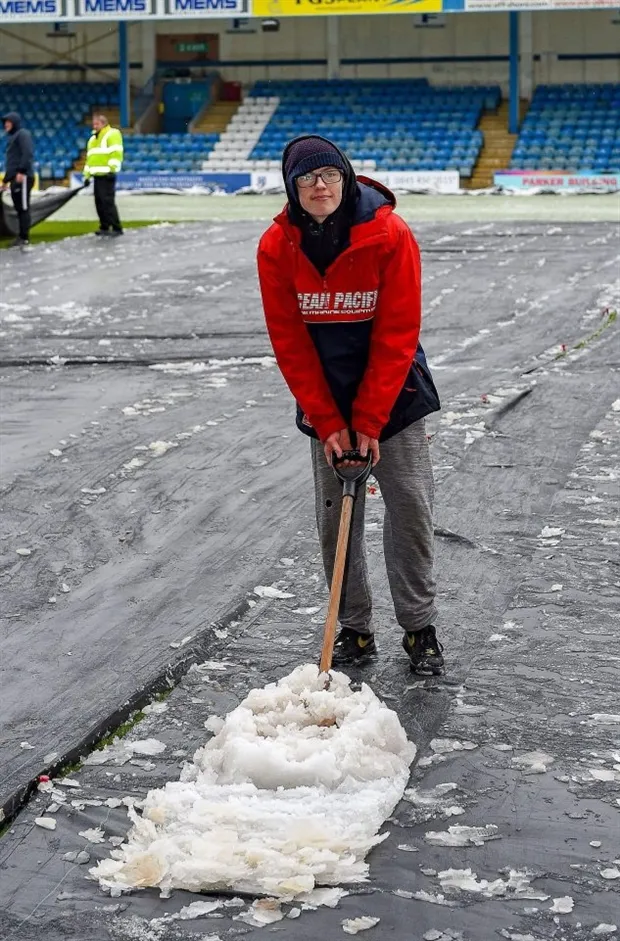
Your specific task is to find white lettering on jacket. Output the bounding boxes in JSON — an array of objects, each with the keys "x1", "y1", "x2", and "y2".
[{"x1": 297, "y1": 290, "x2": 378, "y2": 319}]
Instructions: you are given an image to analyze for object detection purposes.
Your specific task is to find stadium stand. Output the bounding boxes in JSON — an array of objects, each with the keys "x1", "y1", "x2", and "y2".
[
  {"x1": 122, "y1": 133, "x2": 220, "y2": 173},
  {"x1": 510, "y1": 83, "x2": 620, "y2": 172},
  {"x1": 237, "y1": 79, "x2": 501, "y2": 178},
  {"x1": 0, "y1": 82, "x2": 117, "y2": 181},
  {"x1": 0, "y1": 81, "x2": 221, "y2": 179},
  {"x1": 3, "y1": 78, "x2": 618, "y2": 183}
]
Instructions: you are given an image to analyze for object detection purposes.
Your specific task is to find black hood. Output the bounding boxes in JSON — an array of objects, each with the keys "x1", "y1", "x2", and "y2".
[
  {"x1": 2, "y1": 112, "x2": 22, "y2": 134},
  {"x1": 282, "y1": 134, "x2": 358, "y2": 227}
]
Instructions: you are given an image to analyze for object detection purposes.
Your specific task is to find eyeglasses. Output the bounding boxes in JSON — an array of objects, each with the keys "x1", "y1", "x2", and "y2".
[{"x1": 296, "y1": 169, "x2": 343, "y2": 188}]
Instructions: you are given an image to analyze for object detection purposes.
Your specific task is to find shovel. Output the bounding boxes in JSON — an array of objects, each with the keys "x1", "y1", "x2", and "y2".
[{"x1": 319, "y1": 449, "x2": 373, "y2": 675}]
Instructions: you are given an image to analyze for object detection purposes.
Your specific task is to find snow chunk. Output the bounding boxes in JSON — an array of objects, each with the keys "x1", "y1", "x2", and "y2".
[
  {"x1": 91, "y1": 665, "x2": 415, "y2": 898},
  {"x1": 254, "y1": 585, "x2": 295, "y2": 599},
  {"x1": 79, "y1": 827, "x2": 106, "y2": 844},
  {"x1": 298, "y1": 887, "x2": 348, "y2": 909},
  {"x1": 592, "y1": 926, "x2": 618, "y2": 936},
  {"x1": 131, "y1": 739, "x2": 166, "y2": 756},
  {"x1": 425, "y1": 824, "x2": 499, "y2": 847},
  {"x1": 539, "y1": 526, "x2": 565, "y2": 539},
  {"x1": 16, "y1": 547, "x2": 32, "y2": 557},
  {"x1": 431, "y1": 738, "x2": 478, "y2": 754},
  {"x1": 35, "y1": 817, "x2": 56, "y2": 830},
  {"x1": 148, "y1": 440, "x2": 177, "y2": 457},
  {"x1": 342, "y1": 916, "x2": 380, "y2": 934},
  {"x1": 591, "y1": 714, "x2": 620, "y2": 723},
  {"x1": 601, "y1": 868, "x2": 620, "y2": 880},
  {"x1": 142, "y1": 702, "x2": 168, "y2": 716},
  {"x1": 512, "y1": 751, "x2": 554, "y2": 773},
  {"x1": 590, "y1": 769, "x2": 619, "y2": 782},
  {"x1": 438, "y1": 868, "x2": 546, "y2": 900},
  {"x1": 550, "y1": 896, "x2": 574, "y2": 913},
  {"x1": 236, "y1": 898, "x2": 284, "y2": 926}
]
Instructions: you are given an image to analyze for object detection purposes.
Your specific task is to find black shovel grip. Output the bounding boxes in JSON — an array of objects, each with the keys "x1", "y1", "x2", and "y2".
[{"x1": 332, "y1": 450, "x2": 373, "y2": 498}]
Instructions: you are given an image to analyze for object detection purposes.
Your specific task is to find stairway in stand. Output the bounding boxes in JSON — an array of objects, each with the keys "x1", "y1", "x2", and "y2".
[
  {"x1": 464, "y1": 100, "x2": 523, "y2": 190},
  {"x1": 193, "y1": 101, "x2": 240, "y2": 135}
]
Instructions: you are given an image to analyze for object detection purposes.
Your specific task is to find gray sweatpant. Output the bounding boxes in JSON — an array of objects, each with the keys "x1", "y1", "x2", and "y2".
[{"x1": 311, "y1": 419, "x2": 437, "y2": 636}]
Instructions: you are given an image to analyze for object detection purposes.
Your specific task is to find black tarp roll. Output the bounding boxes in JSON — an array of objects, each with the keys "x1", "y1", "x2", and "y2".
[{"x1": 0, "y1": 184, "x2": 85, "y2": 237}]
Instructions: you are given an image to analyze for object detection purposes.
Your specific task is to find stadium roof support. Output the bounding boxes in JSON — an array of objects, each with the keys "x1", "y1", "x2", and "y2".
[
  {"x1": 509, "y1": 11, "x2": 520, "y2": 134},
  {"x1": 119, "y1": 22, "x2": 130, "y2": 129}
]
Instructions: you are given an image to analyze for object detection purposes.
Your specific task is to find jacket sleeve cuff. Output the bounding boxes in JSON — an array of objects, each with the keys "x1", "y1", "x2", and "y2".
[
  {"x1": 313, "y1": 415, "x2": 345, "y2": 443},
  {"x1": 351, "y1": 410, "x2": 384, "y2": 439}
]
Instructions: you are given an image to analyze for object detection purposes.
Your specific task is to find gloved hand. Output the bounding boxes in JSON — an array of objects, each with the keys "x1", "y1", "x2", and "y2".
[{"x1": 83, "y1": 178, "x2": 91, "y2": 188}]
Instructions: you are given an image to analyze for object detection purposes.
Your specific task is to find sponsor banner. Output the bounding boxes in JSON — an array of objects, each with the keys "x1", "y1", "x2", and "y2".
[
  {"x1": 164, "y1": 0, "x2": 247, "y2": 14},
  {"x1": 494, "y1": 170, "x2": 620, "y2": 191},
  {"x1": 250, "y1": 169, "x2": 460, "y2": 193},
  {"x1": 253, "y1": 0, "x2": 442, "y2": 15},
  {"x1": 466, "y1": 0, "x2": 616, "y2": 7},
  {"x1": 74, "y1": 0, "x2": 156, "y2": 16},
  {"x1": 0, "y1": 0, "x2": 64, "y2": 19},
  {"x1": 0, "y1": 0, "x2": 246, "y2": 19},
  {"x1": 72, "y1": 171, "x2": 252, "y2": 192}
]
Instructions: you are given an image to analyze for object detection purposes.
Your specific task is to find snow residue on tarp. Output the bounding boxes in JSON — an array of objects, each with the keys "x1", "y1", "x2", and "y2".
[{"x1": 92, "y1": 664, "x2": 415, "y2": 898}]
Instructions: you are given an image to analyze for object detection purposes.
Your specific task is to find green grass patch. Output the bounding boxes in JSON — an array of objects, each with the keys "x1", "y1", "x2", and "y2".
[
  {"x1": 0, "y1": 219, "x2": 157, "y2": 249},
  {"x1": 555, "y1": 308, "x2": 617, "y2": 359}
]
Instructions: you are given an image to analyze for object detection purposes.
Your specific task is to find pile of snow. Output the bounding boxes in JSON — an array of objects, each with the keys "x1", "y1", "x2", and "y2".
[{"x1": 92, "y1": 664, "x2": 415, "y2": 898}]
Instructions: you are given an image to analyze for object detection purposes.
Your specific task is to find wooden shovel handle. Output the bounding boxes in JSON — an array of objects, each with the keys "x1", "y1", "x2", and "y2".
[{"x1": 319, "y1": 493, "x2": 355, "y2": 674}]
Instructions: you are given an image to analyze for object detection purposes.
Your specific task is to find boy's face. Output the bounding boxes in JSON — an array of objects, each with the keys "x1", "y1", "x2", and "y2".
[{"x1": 296, "y1": 166, "x2": 344, "y2": 222}]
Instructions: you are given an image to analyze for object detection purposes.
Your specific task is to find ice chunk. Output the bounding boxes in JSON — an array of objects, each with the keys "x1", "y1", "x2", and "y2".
[
  {"x1": 148, "y1": 440, "x2": 177, "y2": 457},
  {"x1": 298, "y1": 887, "x2": 348, "y2": 909},
  {"x1": 35, "y1": 818, "x2": 56, "y2": 830},
  {"x1": 342, "y1": 916, "x2": 380, "y2": 934},
  {"x1": 424, "y1": 824, "x2": 499, "y2": 846},
  {"x1": 512, "y1": 751, "x2": 554, "y2": 773},
  {"x1": 79, "y1": 827, "x2": 106, "y2": 844},
  {"x1": 438, "y1": 868, "x2": 545, "y2": 900},
  {"x1": 254, "y1": 585, "x2": 295, "y2": 599},
  {"x1": 92, "y1": 665, "x2": 415, "y2": 898},
  {"x1": 590, "y1": 769, "x2": 619, "y2": 782},
  {"x1": 430, "y1": 739, "x2": 477, "y2": 754},
  {"x1": 592, "y1": 926, "x2": 618, "y2": 936},
  {"x1": 600, "y1": 868, "x2": 620, "y2": 880},
  {"x1": 16, "y1": 548, "x2": 32, "y2": 556},
  {"x1": 539, "y1": 526, "x2": 565, "y2": 539},
  {"x1": 131, "y1": 739, "x2": 166, "y2": 756},
  {"x1": 142, "y1": 702, "x2": 168, "y2": 716},
  {"x1": 176, "y1": 900, "x2": 223, "y2": 919},
  {"x1": 549, "y1": 896, "x2": 574, "y2": 913},
  {"x1": 236, "y1": 898, "x2": 283, "y2": 926}
]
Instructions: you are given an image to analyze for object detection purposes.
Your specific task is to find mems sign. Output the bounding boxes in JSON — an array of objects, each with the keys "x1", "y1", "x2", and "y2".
[
  {"x1": 0, "y1": 0, "x2": 59, "y2": 14},
  {"x1": 77, "y1": 0, "x2": 152, "y2": 13},
  {"x1": 167, "y1": 0, "x2": 243, "y2": 11}
]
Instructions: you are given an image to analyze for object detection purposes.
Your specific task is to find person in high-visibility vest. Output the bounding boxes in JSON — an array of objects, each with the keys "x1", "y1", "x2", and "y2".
[{"x1": 84, "y1": 113, "x2": 124, "y2": 237}]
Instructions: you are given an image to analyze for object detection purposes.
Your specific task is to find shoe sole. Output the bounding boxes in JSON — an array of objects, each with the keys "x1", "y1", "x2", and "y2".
[{"x1": 409, "y1": 662, "x2": 445, "y2": 676}]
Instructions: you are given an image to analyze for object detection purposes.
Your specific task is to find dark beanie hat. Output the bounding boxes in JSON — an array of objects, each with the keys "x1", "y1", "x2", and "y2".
[{"x1": 284, "y1": 136, "x2": 348, "y2": 192}]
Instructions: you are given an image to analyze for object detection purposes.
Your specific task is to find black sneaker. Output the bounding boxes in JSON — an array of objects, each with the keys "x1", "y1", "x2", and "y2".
[
  {"x1": 402, "y1": 625, "x2": 445, "y2": 675},
  {"x1": 331, "y1": 628, "x2": 377, "y2": 667},
  {"x1": 94, "y1": 229, "x2": 108, "y2": 236},
  {"x1": 109, "y1": 229, "x2": 124, "y2": 237}
]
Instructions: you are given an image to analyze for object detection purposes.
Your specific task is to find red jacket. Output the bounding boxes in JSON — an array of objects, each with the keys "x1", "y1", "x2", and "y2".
[{"x1": 257, "y1": 178, "x2": 435, "y2": 442}]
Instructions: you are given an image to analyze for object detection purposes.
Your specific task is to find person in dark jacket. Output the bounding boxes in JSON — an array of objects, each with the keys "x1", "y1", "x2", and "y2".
[
  {"x1": 257, "y1": 135, "x2": 444, "y2": 675},
  {"x1": 2, "y1": 112, "x2": 35, "y2": 247}
]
